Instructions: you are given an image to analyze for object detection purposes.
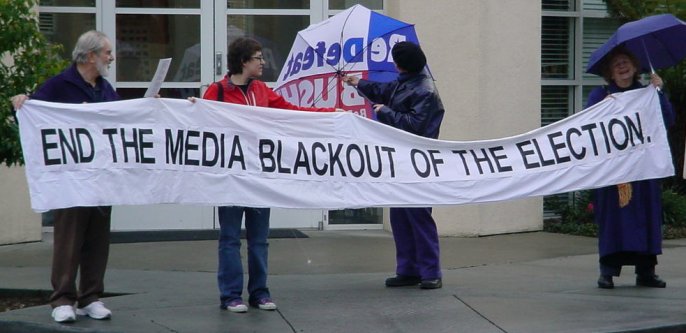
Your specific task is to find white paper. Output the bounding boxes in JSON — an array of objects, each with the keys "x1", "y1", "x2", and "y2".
[{"x1": 144, "y1": 58, "x2": 172, "y2": 97}]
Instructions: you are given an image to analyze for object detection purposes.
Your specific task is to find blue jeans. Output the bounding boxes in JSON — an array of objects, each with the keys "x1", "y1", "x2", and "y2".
[{"x1": 217, "y1": 206, "x2": 271, "y2": 307}]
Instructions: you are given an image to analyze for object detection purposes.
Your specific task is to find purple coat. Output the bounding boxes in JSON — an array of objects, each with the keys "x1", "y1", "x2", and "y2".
[
  {"x1": 31, "y1": 63, "x2": 119, "y2": 103},
  {"x1": 586, "y1": 81, "x2": 674, "y2": 257},
  {"x1": 356, "y1": 72, "x2": 445, "y2": 139}
]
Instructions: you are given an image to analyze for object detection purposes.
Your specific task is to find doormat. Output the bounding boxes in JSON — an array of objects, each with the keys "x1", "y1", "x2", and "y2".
[{"x1": 110, "y1": 228, "x2": 309, "y2": 243}]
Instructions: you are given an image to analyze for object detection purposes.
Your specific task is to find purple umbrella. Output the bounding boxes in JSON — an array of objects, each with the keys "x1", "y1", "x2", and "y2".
[{"x1": 586, "y1": 13, "x2": 686, "y2": 75}]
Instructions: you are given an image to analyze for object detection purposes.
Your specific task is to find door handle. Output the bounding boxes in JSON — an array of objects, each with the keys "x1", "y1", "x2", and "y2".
[{"x1": 215, "y1": 52, "x2": 223, "y2": 76}]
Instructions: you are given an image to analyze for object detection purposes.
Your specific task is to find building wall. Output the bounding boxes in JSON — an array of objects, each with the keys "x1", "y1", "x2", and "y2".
[
  {"x1": 386, "y1": 0, "x2": 543, "y2": 236},
  {"x1": 0, "y1": 166, "x2": 41, "y2": 245}
]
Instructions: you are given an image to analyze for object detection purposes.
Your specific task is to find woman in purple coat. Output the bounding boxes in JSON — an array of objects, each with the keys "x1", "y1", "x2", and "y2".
[{"x1": 586, "y1": 47, "x2": 674, "y2": 289}]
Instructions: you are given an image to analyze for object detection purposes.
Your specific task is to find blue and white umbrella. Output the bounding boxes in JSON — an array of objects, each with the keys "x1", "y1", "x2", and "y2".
[{"x1": 274, "y1": 5, "x2": 426, "y2": 118}]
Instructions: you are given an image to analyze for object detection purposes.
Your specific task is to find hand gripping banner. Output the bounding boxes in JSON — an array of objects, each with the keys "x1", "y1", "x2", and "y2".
[{"x1": 17, "y1": 87, "x2": 673, "y2": 211}]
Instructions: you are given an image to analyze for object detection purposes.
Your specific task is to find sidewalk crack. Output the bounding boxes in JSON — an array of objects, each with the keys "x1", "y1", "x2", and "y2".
[
  {"x1": 150, "y1": 319, "x2": 181, "y2": 333},
  {"x1": 453, "y1": 294, "x2": 508, "y2": 333},
  {"x1": 276, "y1": 309, "x2": 297, "y2": 333}
]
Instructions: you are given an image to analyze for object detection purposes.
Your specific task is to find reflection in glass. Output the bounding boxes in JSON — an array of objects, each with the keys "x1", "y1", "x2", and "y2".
[
  {"x1": 329, "y1": 208, "x2": 382, "y2": 224},
  {"x1": 39, "y1": 13, "x2": 96, "y2": 61},
  {"x1": 117, "y1": 88, "x2": 200, "y2": 100},
  {"x1": 227, "y1": 0, "x2": 308, "y2": 9},
  {"x1": 329, "y1": 0, "x2": 382, "y2": 10},
  {"x1": 541, "y1": 85, "x2": 571, "y2": 126},
  {"x1": 116, "y1": 0, "x2": 199, "y2": 8},
  {"x1": 116, "y1": 14, "x2": 200, "y2": 82},
  {"x1": 541, "y1": 0, "x2": 573, "y2": 11},
  {"x1": 39, "y1": 0, "x2": 95, "y2": 6},
  {"x1": 226, "y1": 15, "x2": 309, "y2": 82},
  {"x1": 542, "y1": 16, "x2": 573, "y2": 79}
]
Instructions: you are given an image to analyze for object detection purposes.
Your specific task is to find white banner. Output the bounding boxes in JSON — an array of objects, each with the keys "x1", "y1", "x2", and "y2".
[{"x1": 18, "y1": 86, "x2": 673, "y2": 211}]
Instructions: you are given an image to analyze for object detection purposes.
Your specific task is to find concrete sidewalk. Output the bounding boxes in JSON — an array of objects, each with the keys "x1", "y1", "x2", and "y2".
[{"x1": 0, "y1": 230, "x2": 685, "y2": 333}]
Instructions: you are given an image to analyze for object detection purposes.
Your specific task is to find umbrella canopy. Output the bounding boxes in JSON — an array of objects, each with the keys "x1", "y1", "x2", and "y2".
[
  {"x1": 274, "y1": 5, "x2": 423, "y2": 118},
  {"x1": 586, "y1": 13, "x2": 686, "y2": 75}
]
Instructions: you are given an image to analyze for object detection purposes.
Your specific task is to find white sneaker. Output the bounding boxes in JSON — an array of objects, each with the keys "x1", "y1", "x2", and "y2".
[
  {"x1": 75, "y1": 301, "x2": 112, "y2": 319},
  {"x1": 51, "y1": 305, "x2": 76, "y2": 323}
]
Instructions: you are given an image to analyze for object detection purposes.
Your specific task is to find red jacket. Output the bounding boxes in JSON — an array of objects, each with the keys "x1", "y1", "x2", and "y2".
[{"x1": 202, "y1": 76, "x2": 335, "y2": 112}]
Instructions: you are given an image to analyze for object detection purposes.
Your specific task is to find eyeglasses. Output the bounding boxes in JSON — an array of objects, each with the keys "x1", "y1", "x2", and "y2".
[{"x1": 251, "y1": 56, "x2": 265, "y2": 62}]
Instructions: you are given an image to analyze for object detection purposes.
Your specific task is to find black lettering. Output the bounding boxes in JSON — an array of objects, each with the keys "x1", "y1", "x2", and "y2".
[
  {"x1": 259, "y1": 139, "x2": 276, "y2": 172},
  {"x1": 381, "y1": 146, "x2": 396, "y2": 178},
  {"x1": 547, "y1": 131, "x2": 570, "y2": 164},
  {"x1": 452, "y1": 150, "x2": 471, "y2": 175},
  {"x1": 365, "y1": 145, "x2": 382, "y2": 178},
  {"x1": 165, "y1": 129, "x2": 184, "y2": 164},
  {"x1": 516, "y1": 140, "x2": 539, "y2": 169},
  {"x1": 566, "y1": 128, "x2": 585, "y2": 159},
  {"x1": 41, "y1": 129, "x2": 60, "y2": 165},
  {"x1": 312, "y1": 142, "x2": 328, "y2": 176},
  {"x1": 58, "y1": 129, "x2": 78, "y2": 164},
  {"x1": 328, "y1": 143, "x2": 346, "y2": 176},
  {"x1": 228, "y1": 135, "x2": 245, "y2": 170},
  {"x1": 346, "y1": 144, "x2": 364, "y2": 177},
  {"x1": 488, "y1": 146, "x2": 512, "y2": 172},
  {"x1": 184, "y1": 130, "x2": 200, "y2": 166},
  {"x1": 139, "y1": 129, "x2": 155, "y2": 164},
  {"x1": 411, "y1": 149, "x2": 431, "y2": 178},
  {"x1": 470, "y1": 148, "x2": 494, "y2": 174},
  {"x1": 294, "y1": 142, "x2": 312, "y2": 175},
  {"x1": 103, "y1": 128, "x2": 119, "y2": 163},
  {"x1": 201, "y1": 132, "x2": 219, "y2": 167}
]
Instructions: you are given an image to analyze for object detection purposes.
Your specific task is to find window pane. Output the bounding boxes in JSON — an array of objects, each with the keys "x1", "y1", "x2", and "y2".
[
  {"x1": 39, "y1": 13, "x2": 96, "y2": 61},
  {"x1": 329, "y1": 0, "x2": 382, "y2": 10},
  {"x1": 582, "y1": 18, "x2": 621, "y2": 80},
  {"x1": 541, "y1": 85, "x2": 572, "y2": 126},
  {"x1": 582, "y1": 0, "x2": 609, "y2": 11},
  {"x1": 116, "y1": 14, "x2": 200, "y2": 82},
  {"x1": 116, "y1": 0, "x2": 199, "y2": 8},
  {"x1": 39, "y1": 0, "x2": 95, "y2": 6},
  {"x1": 329, "y1": 208, "x2": 382, "y2": 224},
  {"x1": 542, "y1": 16, "x2": 574, "y2": 79},
  {"x1": 117, "y1": 88, "x2": 200, "y2": 100},
  {"x1": 542, "y1": 0, "x2": 574, "y2": 11},
  {"x1": 228, "y1": 0, "x2": 308, "y2": 9},
  {"x1": 227, "y1": 15, "x2": 309, "y2": 82}
]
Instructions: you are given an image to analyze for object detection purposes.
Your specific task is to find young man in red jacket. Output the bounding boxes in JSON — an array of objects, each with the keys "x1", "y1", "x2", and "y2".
[{"x1": 202, "y1": 37, "x2": 338, "y2": 313}]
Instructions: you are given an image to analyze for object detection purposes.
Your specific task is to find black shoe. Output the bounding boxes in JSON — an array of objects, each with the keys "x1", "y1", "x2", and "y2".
[
  {"x1": 385, "y1": 275, "x2": 421, "y2": 287},
  {"x1": 420, "y1": 279, "x2": 442, "y2": 289},
  {"x1": 636, "y1": 274, "x2": 666, "y2": 288},
  {"x1": 597, "y1": 275, "x2": 614, "y2": 289}
]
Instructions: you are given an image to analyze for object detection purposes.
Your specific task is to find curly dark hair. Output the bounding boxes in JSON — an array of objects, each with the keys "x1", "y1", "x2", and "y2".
[
  {"x1": 227, "y1": 37, "x2": 262, "y2": 75},
  {"x1": 600, "y1": 46, "x2": 642, "y2": 83}
]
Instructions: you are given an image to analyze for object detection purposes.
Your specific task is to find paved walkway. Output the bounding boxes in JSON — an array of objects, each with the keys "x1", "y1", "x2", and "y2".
[{"x1": 0, "y1": 230, "x2": 685, "y2": 333}]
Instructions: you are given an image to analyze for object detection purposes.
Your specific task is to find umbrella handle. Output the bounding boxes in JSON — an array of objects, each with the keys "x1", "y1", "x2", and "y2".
[{"x1": 641, "y1": 39, "x2": 661, "y2": 92}]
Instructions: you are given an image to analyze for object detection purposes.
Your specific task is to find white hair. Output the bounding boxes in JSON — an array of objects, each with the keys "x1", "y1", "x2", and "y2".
[{"x1": 71, "y1": 30, "x2": 110, "y2": 64}]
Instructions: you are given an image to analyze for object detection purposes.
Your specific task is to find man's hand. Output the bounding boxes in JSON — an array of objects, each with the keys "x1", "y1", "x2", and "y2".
[
  {"x1": 11, "y1": 94, "x2": 29, "y2": 110},
  {"x1": 373, "y1": 104, "x2": 384, "y2": 112},
  {"x1": 342, "y1": 75, "x2": 360, "y2": 87}
]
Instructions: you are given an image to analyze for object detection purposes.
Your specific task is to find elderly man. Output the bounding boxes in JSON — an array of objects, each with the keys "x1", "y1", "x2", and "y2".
[{"x1": 12, "y1": 30, "x2": 118, "y2": 323}]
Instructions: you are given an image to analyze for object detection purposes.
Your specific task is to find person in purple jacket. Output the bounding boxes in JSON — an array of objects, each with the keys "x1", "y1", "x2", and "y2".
[
  {"x1": 344, "y1": 42, "x2": 445, "y2": 289},
  {"x1": 586, "y1": 47, "x2": 674, "y2": 289},
  {"x1": 12, "y1": 30, "x2": 119, "y2": 323}
]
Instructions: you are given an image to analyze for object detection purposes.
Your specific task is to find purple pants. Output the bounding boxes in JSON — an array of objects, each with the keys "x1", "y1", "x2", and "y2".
[{"x1": 390, "y1": 207, "x2": 441, "y2": 280}]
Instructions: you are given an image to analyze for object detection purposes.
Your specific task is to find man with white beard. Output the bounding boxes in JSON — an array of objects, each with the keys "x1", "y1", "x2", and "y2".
[{"x1": 11, "y1": 30, "x2": 118, "y2": 323}]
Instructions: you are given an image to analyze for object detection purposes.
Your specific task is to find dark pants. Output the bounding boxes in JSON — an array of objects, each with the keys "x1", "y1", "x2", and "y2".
[
  {"x1": 390, "y1": 207, "x2": 441, "y2": 280},
  {"x1": 50, "y1": 206, "x2": 111, "y2": 308},
  {"x1": 599, "y1": 252, "x2": 657, "y2": 277},
  {"x1": 217, "y1": 206, "x2": 271, "y2": 307}
]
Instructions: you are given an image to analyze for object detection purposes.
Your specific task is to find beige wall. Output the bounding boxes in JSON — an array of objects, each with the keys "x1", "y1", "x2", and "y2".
[
  {"x1": 0, "y1": 166, "x2": 41, "y2": 245},
  {"x1": 386, "y1": 0, "x2": 543, "y2": 236}
]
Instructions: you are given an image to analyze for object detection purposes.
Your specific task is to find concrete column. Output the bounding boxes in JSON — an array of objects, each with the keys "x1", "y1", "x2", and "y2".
[
  {"x1": 0, "y1": 166, "x2": 41, "y2": 244},
  {"x1": 385, "y1": 0, "x2": 543, "y2": 236}
]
